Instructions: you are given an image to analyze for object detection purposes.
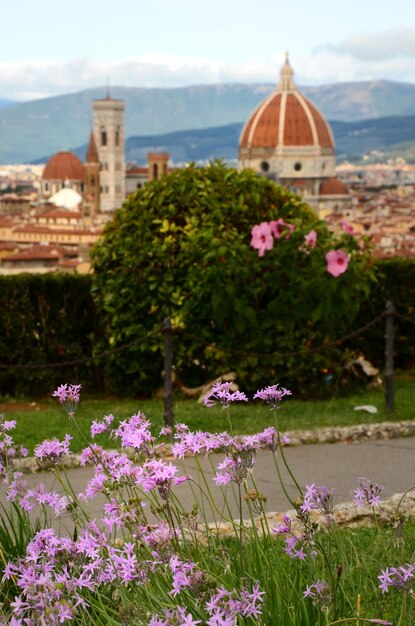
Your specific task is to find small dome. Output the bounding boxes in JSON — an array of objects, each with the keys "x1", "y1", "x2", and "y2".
[
  {"x1": 239, "y1": 56, "x2": 334, "y2": 154},
  {"x1": 42, "y1": 151, "x2": 85, "y2": 181},
  {"x1": 319, "y1": 177, "x2": 348, "y2": 195},
  {"x1": 49, "y1": 187, "x2": 83, "y2": 209}
]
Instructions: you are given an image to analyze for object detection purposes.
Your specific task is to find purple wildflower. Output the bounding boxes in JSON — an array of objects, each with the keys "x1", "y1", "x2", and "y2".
[
  {"x1": 301, "y1": 483, "x2": 334, "y2": 516},
  {"x1": 113, "y1": 412, "x2": 155, "y2": 453},
  {"x1": 0, "y1": 415, "x2": 27, "y2": 477},
  {"x1": 90, "y1": 413, "x2": 115, "y2": 438},
  {"x1": 203, "y1": 381, "x2": 248, "y2": 409},
  {"x1": 34, "y1": 434, "x2": 72, "y2": 469},
  {"x1": 273, "y1": 514, "x2": 292, "y2": 534},
  {"x1": 253, "y1": 384, "x2": 292, "y2": 410},
  {"x1": 214, "y1": 447, "x2": 256, "y2": 486},
  {"x1": 304, "y1": 579, "x2": 333, "y2": 609},
  {"x1": 5, "y1": 471, "x2": 28, "y2": 502},
  {"x1": 205, "y1": 583, "x2": 265, "y2": 623},
  {"x1": 353, "y1": 477, "x2": 383, "y2": 507},
  {"x1": 51, "y1": 383, "x2": 81, "y2": 416},
  {"x1": 378, "y1": 563, "x2": 415, "y2": 594}
]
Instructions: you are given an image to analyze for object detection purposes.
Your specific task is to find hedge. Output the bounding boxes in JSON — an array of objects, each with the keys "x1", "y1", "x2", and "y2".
[
  {"x1": 0, "y1": 258, "x2": 414, "y2": 398},
  {"x1": 0, "y1": 274, "x2": 104, "y2": 397},
  {"x1": 348, "y1": 257, "x2": 415, "y2": 372}
]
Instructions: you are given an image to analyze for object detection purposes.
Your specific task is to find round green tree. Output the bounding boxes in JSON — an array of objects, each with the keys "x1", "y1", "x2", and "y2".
[{"x1": 91, "y1": 162, "x2": 374, "y2": 397}]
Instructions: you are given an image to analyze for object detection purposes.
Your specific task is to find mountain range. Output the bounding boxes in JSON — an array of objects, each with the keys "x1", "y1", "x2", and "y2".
[
  {"x1": 1, "y1": 80, "x2": 415, "y2": 164},
  {"x1": 58, "y1": 115, "x2": 415, "y2": 166}
]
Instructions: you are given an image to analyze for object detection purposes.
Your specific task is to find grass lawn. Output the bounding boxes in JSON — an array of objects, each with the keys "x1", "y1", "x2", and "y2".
[{"x1": 1, "y1": 374, "x2": 415, "y2": 454}]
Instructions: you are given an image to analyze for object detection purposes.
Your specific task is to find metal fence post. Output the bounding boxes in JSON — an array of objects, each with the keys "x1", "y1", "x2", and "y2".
[
  {"x1": 162, "y1": 318, "x2": 174, "y2": 428},
  {"x1": 384, "y1": 301, "x2": 395, "y2": 413}
]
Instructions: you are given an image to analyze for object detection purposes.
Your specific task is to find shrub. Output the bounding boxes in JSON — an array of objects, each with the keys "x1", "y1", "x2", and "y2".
[
  {"x1": 347, "y1": 258, "x2": 415, "y2": 372},
  {"x1": 91, "y1": 162, "x2": 374, "y2": 397},
  {"x1": 0, "y1": 274, "x2": 103, "y2": 397}
]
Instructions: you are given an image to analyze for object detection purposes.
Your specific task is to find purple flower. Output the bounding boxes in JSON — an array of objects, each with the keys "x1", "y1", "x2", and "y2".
[
  {"x1": 353, "y1": 477, "x2": 383, "y2": 508},
  {"x1": 253, "y1": 384, "x2": 292, "y2": 410},
  {"x1": 205, "y1": 583, "x2": 265, "y2": 622},
  {"x1": 378, "y1": 563, "x2": 415, "y2": 594},
  {"x1": 203, "y1": 381, "x2": 248, "y2": 409},
  {"x1": 214, "y1": 448, "x2": 256, "y2": 486},
  {"x1": 273, "y1": 514, "x2": 292, "y2": 535},
  {"x1": 90, "y1": 414, "x2": 115, "y2": 437},
  {"x1": 114, "y1": 412, "x2": 155, "y2": 452},
  {"x1": 301, "y1": 483, "x2": 334, "y2": 516},
  {"x1": 51, "y1": 383, "x2": 81, "y2": 416},
  {"x1": 304, "y1": 579, "x2": 332, "y2": 609},
  {"x1": 34, "y1": 435, "x2": 72, "y2": 469}
]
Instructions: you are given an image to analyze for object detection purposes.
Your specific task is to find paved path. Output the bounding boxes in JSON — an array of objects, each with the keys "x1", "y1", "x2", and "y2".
[{"x1": 2, "y1": 437, "x2": 415, "y2": 525}]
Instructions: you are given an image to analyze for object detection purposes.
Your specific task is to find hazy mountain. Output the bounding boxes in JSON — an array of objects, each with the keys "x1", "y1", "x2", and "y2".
[
  {"x1": 51, "y1": 115, "x2": 415, "y2": 167},
  {"x1": 2, "y1": 80, "x2": 415, "y2": 164},
  {"x1": 0, "y1": 99, "x2": 16, "y2": 109}
]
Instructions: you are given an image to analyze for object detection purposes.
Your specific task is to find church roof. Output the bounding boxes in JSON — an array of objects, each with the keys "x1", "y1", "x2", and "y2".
[
  {"x1": 42, "y1": 151, "x2": 85, "y2": 181},
  {"x1": 319, "y1": 177, "x2": 349, "y2": 195},
  {"x1": 239, "y1": 56, "x2": 334, "y2": 153}
]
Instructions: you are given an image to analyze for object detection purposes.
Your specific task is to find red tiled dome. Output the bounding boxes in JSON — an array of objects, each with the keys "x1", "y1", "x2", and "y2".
[
  {"x1": 239, "y1": 57, "x2": 334, "y2": 154},
  {"x1": 42, "y1": 151, "x2": 85, "y2": 181},
  {"x1": 319, "y1": 177, "x2": 348, "y2": 195},
  {"x1": 240, "y1": 91, "x2": 334, "y2": 151}
]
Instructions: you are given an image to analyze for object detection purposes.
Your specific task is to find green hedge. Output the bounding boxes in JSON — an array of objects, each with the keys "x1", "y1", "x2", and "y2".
[
  {"x1": 348, "y1": 258, "x2": 415, "y2": 371},
  {"x1": 0, "y1": 274, "x2": 104, "y2": 397},
  {"x1": 0, "y1": 259, "x2": 414, "y2": 399}
]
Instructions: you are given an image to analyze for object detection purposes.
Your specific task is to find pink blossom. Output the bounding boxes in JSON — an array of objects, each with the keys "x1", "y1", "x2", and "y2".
[
  {"x1": 250, "y1": 222, "x2": 274, "y2": 257},
  {"x1": 304, "y1": 229, "x2": 317, "y2": 248},
  {"x1": 270, "y1": 218, "x2": 295, "y2": 239},
  {"x1": 203, "y1": 381, "x2": 248, "y2": 408},
  {"x1": 341, "y1": 220, "x2": 354, "y2": 234},
  {"x1": 326, "y1": 249, "x2": 349, "y2": 277}
]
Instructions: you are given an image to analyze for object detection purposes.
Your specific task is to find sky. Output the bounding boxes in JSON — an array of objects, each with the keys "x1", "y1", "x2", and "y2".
[{"x1": 1, "y1": 0, "x2": 415, "y2": 100}]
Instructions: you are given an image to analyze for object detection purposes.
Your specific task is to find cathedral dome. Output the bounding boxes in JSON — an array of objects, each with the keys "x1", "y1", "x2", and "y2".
[
  {"x1": 239, "y1": 57, "x2": 334, "y2": 154},
  {"x1": 238, "y1": 56, "x2": 336, "y2": 184},
  {"x1": 319, "y1": 177, "x2": 348, "y2": 195},
  {"x1": 42, "y1": 151, "x2": 85, "y2": 181}
]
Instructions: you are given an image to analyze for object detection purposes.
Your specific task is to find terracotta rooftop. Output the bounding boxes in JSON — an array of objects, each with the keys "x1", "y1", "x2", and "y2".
[
  {"x1": 13, "y1": 225, "x2": 100, "y2": 236},
  {"x1": 239, "y1": 59, "x2": 334, "y2": 152},
  {"x1": 35, "y1": 210, "x2": 82, "y2": 219},
  {"x1": 2, "y1": 244, "x2": 79, "y2": 263},
  {"x1": 126, "y1": 166, "x2": 149, "y2": 175},
  {"x1": 42, "y1": 151, "x2": 85, "y2": 181},
  {"x1": 320, "y1": 178, "x2": 349, "y2": 196}
]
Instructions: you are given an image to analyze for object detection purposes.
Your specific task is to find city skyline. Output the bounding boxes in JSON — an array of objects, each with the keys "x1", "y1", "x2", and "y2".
[{"x1": 1, "y1": 0, "x2": 415, "y2": 100}]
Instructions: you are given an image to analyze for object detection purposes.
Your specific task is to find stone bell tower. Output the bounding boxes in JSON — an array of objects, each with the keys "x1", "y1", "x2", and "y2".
[{"x1": 92, "y1": 96, "x2": 125, "y2": 211}]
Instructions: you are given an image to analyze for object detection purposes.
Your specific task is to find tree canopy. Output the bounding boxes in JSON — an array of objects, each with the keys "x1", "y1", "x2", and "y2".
[{"x1": 91, "y1": 162, "x2": 374, "y2": 397}]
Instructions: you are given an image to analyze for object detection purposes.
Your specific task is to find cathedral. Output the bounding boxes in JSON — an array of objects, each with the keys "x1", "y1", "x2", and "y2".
[{"x1": 238, "y1": 55, "x2": 349, "y2": 215}]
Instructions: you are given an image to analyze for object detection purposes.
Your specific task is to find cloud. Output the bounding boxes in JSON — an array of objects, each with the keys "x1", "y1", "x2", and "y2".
[
  {"x1": 0, "y1": 54, "x2": 285, "y2": 100},
  {"x1": 317, "y1": 27, "x2": 415, "y2": 62},
  {"x1": 1, "y1": 46, "x2": 415, "y2": 101}
]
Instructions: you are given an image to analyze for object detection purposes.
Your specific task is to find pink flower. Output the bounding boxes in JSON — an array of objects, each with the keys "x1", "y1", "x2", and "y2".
[
  {"x1": 341, "y1": 220, "x2": 354, "y2": 234},
  {"x1": 270, "y1": 218, "x2": 294, "y2": 239},
  {"x1": 250, "y1": 222, "x2": 274, "y2": 257},
  {"x1": 326, "y1": 249, "x2": 349, "y2": 277},
  {"x1": 304, "y1": 229, "x2": 317, "y2": 248}
]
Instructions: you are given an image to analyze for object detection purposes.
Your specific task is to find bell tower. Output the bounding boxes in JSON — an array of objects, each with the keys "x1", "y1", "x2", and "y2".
[{"x1": 92, "y1": 96, "x2": 125, "y2": 211}]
